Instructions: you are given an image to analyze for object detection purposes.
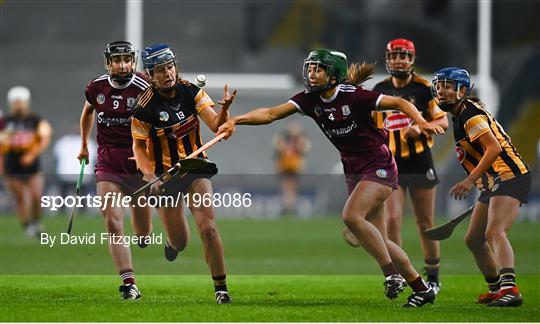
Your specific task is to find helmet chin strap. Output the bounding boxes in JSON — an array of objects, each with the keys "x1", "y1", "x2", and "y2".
[
  {"x1": 391, "y1": 70, "x2": 411, "y2": 80},
  {"x1": 155, "y1": 81, "x2": 177, "y2": 94},
  {"x1": 110, "y1": 73, "x2": 133, "y2": 85},
  {"x1": 306, "y1": 76, "x2": 337, "y2": 94},
  {"x1": 439, "y1": 96, "x2": 466, "y2": 112}
]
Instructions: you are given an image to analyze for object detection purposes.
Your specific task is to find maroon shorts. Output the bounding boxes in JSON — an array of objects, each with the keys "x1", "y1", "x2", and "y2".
[
  {"x1": 95, "y1": 146, "x2": 145, "y2": 195},
  {"x1": 341, "y1": 144, "x2": 398, "y2": 195}
]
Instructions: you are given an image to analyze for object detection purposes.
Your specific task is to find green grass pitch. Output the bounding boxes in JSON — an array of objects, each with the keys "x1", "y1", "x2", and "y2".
[{"x1": 1, "y1": 213, "x2": 539, "y2": 321}]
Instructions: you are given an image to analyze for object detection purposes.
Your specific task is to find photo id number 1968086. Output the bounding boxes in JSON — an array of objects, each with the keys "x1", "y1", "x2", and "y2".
[{"x1": 184, "y1": 192, "x2": 252, "y2": 208}]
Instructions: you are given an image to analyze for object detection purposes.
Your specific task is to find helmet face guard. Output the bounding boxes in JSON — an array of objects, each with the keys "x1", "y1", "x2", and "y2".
[
  {"x1": 302, "y1": 49, "x2": 347, "y2": 93},
  {"x1": 385, "y1": 39, "x2": 415, "y2": 79},
  {"x1": 142, "y1": 44, "x2": 179, "y2": 92},
  {"x1": 104, "y1": 41, "x2": 137, "y2": 84},
  {"x1": 302, "y1": 60, "x2": 333, "y2": 93},
  {"x1": 431, "y1": 67, "x2": 472, "y2": 112}
]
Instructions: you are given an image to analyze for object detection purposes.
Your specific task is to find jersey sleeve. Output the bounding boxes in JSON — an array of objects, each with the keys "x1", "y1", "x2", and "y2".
[
  {"x1": 289, "y1": 91, "x2": 309, "y2": 116},
  {"x1": 464, "y1": 114, "x2": 491, "y2": 142},
  {"x1": 194, "y1": 89, "x2": 215, "y2": 113},
  {"x1": 84, "y1": 82, "x2": 96, "y2": 106},
  {"x1": 131, "y1": 116, "x2": 152, "y2": 140},
  {"x1": 131, "y1": 90, "x2": 155, "y2": 140},
  {"x1": 427, "y1": 99, "x2": 446, "y2": 121},
  {"x1": 355, "y1": 88, "x2": 383, "y2": 112}
]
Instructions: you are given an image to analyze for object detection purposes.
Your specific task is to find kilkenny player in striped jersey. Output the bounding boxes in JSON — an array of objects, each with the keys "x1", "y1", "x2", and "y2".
[
  {"x1": 78, "y1": 41, "x2": 152, "y2": 300},
  {"x1": 371, "y1": 39, "x2": 448, "y2": 294},
  {"x1": 432, "y1": 67, "x2": 531, "y2": 307},
  {"x1": 131, "y1": 44, "x2": 236, "y2": 304},
  {"x1": 2, "y1": 86, "x2": 52, "y2": 238}
]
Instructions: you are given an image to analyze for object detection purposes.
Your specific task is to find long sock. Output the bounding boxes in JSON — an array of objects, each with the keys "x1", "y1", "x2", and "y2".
[
  {"x1": 381, "y1": 262, "x2": 399, "y2": 277},
  {"x1": 485, "y1": 274, "x2": 501, "y2": 293},
  {"x1": 120, "y1": 269, "x2": 135, "y2": 285},
  {"x1": 213, "y1": 274, "x2": 227, "y2": 292},
  {"x1": 424, "y1": 258, "x2": 440, "y2": 283},
  {"x1": 408, "y1": 276, "x2": 429, "y2": 293},
  {"x1": 499, "y1": 268, "x2": 516, "y2": 290}
]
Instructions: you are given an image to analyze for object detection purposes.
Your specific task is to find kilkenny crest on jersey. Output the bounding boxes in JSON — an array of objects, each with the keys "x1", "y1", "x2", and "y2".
[{"x1": 159, "y1": 111, "x2": 169, "y2": 122}]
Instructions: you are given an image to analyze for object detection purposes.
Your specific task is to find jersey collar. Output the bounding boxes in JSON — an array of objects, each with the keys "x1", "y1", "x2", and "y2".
[
  {"x1": 107, "y1": 74, "x2": 135, "y2": 90},
  {"x1": 320, "y1": 84, "x2": 341, "y2": 103}
]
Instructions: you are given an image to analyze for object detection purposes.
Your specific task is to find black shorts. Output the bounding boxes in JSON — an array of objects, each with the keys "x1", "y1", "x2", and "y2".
[
  {"x1": 160, "y1": 160, "x2": 218, "y2": 196},
  {"x1": 4, "y1": 153, "x2": 40, "y2": 178},
  {"x1": 478, "y1": 172, "x2": 532, "y2": 205},
  {"x1": 394, "y1": 150, "x2": 439, "y2": 189}
]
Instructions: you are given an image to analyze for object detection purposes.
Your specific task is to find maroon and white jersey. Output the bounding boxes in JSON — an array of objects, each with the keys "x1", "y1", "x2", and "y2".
[
  {"x1": 85, "y1": 72, "x2": 149, "y2": 147},
  {"x1": 289, "y1": 84, "x2": 386, "y2": 155}
]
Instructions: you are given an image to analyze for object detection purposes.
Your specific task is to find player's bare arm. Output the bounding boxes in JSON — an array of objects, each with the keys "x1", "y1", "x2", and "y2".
[
  {"x1": 21, "y1": 120, "x2": 52, "y2": 166},
  {"x1": 217, "y1": 102, "x2": 297, "y2": 139},
  {"x1": 427, "y1": 101, "x2": 449, "y2": 130},
  {"x1": 199, "y1": 85, "x2": 237, "y2": 132},
  {"x1": 379, "y1": 95, "x2": 444, "y2": 136},
  {"x1": 403, "y1": 108, "x2": 448, "y2": 139},
  {"x1": 450, "y1": 131, "x2": 502, "y2": 200},
  {"x1": 132, "y1": 137, "x2": 156, "y2": 181},
  {"x1": 78, "y1": 100, "x2": 95, "y2": 163}
]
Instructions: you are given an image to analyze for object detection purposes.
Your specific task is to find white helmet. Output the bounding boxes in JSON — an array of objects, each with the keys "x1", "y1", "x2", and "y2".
[{"x1": 7, "y1": 86, "x2": 31, "y2": 103}]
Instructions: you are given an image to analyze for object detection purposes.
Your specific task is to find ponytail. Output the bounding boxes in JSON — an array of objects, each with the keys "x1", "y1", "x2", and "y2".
[{"x1": 346, "y1": 62, "x2": 376, "y2": 87}]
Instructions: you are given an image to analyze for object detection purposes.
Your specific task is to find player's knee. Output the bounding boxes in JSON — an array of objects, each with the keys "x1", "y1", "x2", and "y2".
[
  {"x1": 484, "y1": 228, "x2": 506, "y2": 245},
  {"x1": 199, "y1": 223, "x2": 219, "y2": 242},
  {"x1": 386, "y1": 211, "x2": 401, "y2": 226},
  {"x1": 415, "y1": 218, "x2": 433, "y2": 231},
  {"x1": 341, "y1": 212, "x2": 354, "y2": 227},
  {"x1": 465, "y1": 233, "x2": 485, "y2": 250},
  {"x1": 104, "y1": 215, "x2": 124, "y2": 235}
]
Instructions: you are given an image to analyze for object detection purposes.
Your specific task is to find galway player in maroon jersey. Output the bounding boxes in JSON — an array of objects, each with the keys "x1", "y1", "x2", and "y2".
[
  {"x1": 345, "y1": 39, "x2": 448, "y2": 294},
  {"x1": 77, "y1": 41, "x2": 152, "y2": 300},
  {"x1": 217, "y1": 49, "x2": 444, "y2": 307}
]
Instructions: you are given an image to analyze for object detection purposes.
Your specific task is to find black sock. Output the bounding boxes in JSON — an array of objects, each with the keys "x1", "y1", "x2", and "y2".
[
  {"x1": 424, "y1": 258, "x2": 440, "y2": 283},
  {"x1": 381, "y1": 262, "x2": 399, "y2": 277},
  {"x1": 499, "y1": 268, "x2": 516, "y2": 289},
  {"x1": 213, "y1": 275, "x2": 227, "y2": 292},
  {"x1": 485, "y1": 274, "x2": 501, "y2": 293}
]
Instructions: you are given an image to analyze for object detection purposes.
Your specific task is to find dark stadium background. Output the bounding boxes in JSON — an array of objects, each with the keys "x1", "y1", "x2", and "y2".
[{"x1": 1, "y1": 0, "x2": 538, "y2": 218}]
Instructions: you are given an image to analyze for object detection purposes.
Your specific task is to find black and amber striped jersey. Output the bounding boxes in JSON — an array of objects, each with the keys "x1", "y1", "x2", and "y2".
[
  {"x1": 1, "y1": 113, "x2": 43, "y2": 174},
  {"x1": 453, "y1": 99, "x2": 529, "y2": 190},
  {"x1": 2, "y1": 113, "x2": 42, "y2": 154},
  {"x1": 131, "y1": 80, "x2": 214, "y2": 175},
  {"x1": 372, "y1": 75, "x2": 446, "y2": 159}
]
